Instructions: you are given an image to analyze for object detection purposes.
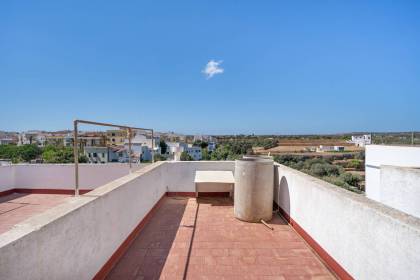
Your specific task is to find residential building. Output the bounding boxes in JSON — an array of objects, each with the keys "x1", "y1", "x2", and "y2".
[
  {"x1": 316, "y1": 145, "x2": 334, "y2": 152},
  {"x1": 186, "y1": 145, "x2": 202, "y2": 160},
  {"x1": 334, "y1": 146, "x2": 345, "y2": 152},
  {"x1": 84, "y1": 146, "x2": 109, "y2": 164},
  {"x1": 166, "y1": 141, "x2": 188, "y2": 160},
  {"x1": 79, "y1": 132, "x2": 107, "y2": 147},
  {"x1": 351, "y1": 134, "x2": 372, "y2": 147},
  {"x1": 0, "y1": 138, "x2": 15, "y2": 145},
  {"x1": 18, "y1": 131, "x2": 46, "y2": 147},
  {"x1": 45, "y1": 134, "x2": 66, "y2": 146},
  {"x1": 106, "y1": 130, "x2": 127, "y2": 146},
  {"x1": 123, "y1": 135, "x2": 156, "y2": 162},
  {"x1": 207, "y1": 141, "x2": 216, "y2": 152}
]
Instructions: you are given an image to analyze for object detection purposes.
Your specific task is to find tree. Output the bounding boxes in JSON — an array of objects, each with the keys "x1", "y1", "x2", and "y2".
[
  {"x1": 42, "y1": 145, "x2": 86, "y2": 163},
  {"x1": 180, "y1": 151, "x2": 193, "y2": 161},
  {"x1": 154, "y1": 153, "x2": 166, "y2": 162},
  {"x1": 201, "y1": 149, "x2": 211, "y2": 160},
  {"x1": 159, "y1": 140, "x2": 168, "y2": 154}
]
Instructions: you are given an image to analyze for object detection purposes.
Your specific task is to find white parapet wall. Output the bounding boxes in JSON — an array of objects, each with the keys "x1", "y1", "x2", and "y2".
[
  {"x1": 164, "y1": 161, "x2": 235, "y2": 192},
  {"x1": 275, "y1": 163, "x2": 420, "y2": 280},
  {"x1": 365, "y1": 145, "x2": 420, "y2": 216},
  {"x1": 0, "y1": 162, "x2": 167, "y2": 280},
  {"x1": 0, "y1": 163, "x2": 147, "y2": 192},
  {"x1": 0, "y1": 165, "x2": 14, "y2": 191},
  {"x1": 380, "y1": 165, "x2": 420, "y2": 218}
]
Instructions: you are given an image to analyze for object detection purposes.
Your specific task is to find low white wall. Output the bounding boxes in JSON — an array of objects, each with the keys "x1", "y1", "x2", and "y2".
[
  {"x1": 0, "y1": 163, "x2": 147, "y2": 190},
  {"x1": 366, "y1": 145, "x2": 420, "y2": 201},
  {"x1": 0, "y1": 162, "x2": 167, "y2": 280},
  {"x1": 0, "y1": 165, "x2": 14, "y2": 192},
  {"x1": 164, "y1": 161, "x2": 235, "y2": 192},
  {"x1": 380, "y1": 165, "x2": 420, "y2": 218},
  {"x1": 275, "y1": 163, "x2": 420, "y2": 280}
]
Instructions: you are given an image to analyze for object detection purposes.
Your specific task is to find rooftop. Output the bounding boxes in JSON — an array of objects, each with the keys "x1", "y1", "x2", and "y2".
[
  {"x1": 0, "y1": 193, "x2": 70, "y2": 234},
  {"x1": 0, "y1": 159, "x2": 420, "y2": 279},
  {"x1": 107, "y1": 197, "x2": 334, "y2": 279}
]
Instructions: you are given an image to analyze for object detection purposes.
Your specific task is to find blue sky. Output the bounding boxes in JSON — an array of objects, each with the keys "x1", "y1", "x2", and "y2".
[{"x1": 1, "y1": 1, "x2": 419, "y2": 134}]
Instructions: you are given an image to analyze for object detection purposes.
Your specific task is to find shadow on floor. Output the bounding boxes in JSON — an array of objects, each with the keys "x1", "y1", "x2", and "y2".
[{"x1": 106, "y1": 197, "x2": 189, "y2": 280}]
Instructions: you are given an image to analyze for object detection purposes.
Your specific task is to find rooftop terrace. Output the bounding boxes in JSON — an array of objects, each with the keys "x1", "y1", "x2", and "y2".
[
  {"x1": 107, "y1": 196, "x2": 334, "y2": 279},
  {"x1": 0, "y1": 160, "x2": 420, "y2": 279}
]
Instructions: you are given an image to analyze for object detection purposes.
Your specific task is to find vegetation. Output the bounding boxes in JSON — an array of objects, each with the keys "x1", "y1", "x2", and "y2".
[
  {"x1": 193, "y1": 140, "x2": 209, "y2": 149},
  {"x1": 154, "y1": 153, "x2": 166, "y2": 162},
  {"x1": 0, "y1": 144, "x2": 87, "y2": 163},
  {"x1": 0, "y1": 144, "x2": 42, "y2": 163},
  {"x1": 209, "y1": 140, "x2": 252, "y2": 160},
  {"x1": 159, "y1": 140, "x2": 168, "y2": 154},
  {"x1": 273, "y1": 154, "x2": 363, "y2": 193},
  {"x1": 180, "y1": 151, "x2": 194, "y2": 161}
]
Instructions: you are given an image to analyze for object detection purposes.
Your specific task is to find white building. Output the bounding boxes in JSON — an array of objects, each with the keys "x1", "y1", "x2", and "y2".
[
  {"x1": 123, "y1": 135, "x2": 157, "y2": 162},
  {"x1": 18, "y1": 131, "x2": 46, "y2": 147},
  {"x1": 316, "y1": 145, "x2": 334, "y2": 152},
  {"x1": 351, "y1": 134, "x2": 371, "y2": 147},
  {"x1": 186, "y1": 145, "x2": 202, "y2": 161},
  {"x1": 84, "y1": 147, "x2": 109, "y2": 164},
  {"x1": 166, "y1": 142, "x2": 188, "y2": 161},
  {"x1": 365, "y1": 145, "x2": 420, "y2": 218},
  {"x1": 0, "y1": 138, "x2": 15, "y2": 145},
  {"x1": 207, "y1": 142, "x2": 216, "y2": 152}
]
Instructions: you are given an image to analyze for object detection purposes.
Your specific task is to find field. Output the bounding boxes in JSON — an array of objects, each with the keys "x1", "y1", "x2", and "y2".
[{"x1": 253, "y1": 138, "x2": 364, "y2": 156}]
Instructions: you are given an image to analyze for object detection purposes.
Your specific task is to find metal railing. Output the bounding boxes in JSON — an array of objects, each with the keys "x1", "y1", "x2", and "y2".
[{"x1": 73, "y1": 119, "x2": 154, "y2": 196}]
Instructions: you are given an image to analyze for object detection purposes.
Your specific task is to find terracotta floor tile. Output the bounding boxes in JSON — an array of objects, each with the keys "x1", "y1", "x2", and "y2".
[
  {"x1": 0, "y1": 193, "x2": 70, "y2": 234},
  {"x1": 106, "y1": 197, "x2": 336, "y2": 279}
]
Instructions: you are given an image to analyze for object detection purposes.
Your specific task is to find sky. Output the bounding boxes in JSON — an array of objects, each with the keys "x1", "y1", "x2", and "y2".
[{"x1": 1, "y1": 0, "x2": 419, "y2": 135}]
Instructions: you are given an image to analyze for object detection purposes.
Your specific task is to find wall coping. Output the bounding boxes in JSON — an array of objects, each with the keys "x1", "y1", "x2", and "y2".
[
  {"x1": 0, "y1": 162, "x2": 165, "y2": 248},
  {"x1": 275, "y1": 162, "x2": 420, "y2": 232}
]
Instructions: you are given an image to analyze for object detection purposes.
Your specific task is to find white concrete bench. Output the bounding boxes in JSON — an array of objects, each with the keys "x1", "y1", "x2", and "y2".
[{"x1": 194, "y1": 171, "x2": 235, "y2": 197}]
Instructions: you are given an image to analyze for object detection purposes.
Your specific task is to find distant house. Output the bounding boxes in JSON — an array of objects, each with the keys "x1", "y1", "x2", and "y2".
[
  {"x1": 79, "y1": 133, "x2": 107, "y2": 147},
  {"x1": 18, "y1": 131, "x2": 46, "y2": 147},
  {"x1": 186, "y1": 145, "x2": 202, "y2": 160},
  {"x1": 316, "y1": 145, "x2": 335, "y2": 152},
  {"x1": 166, "y1": 142, "x2": 188, "y2": 160},
  {"x1": 351, "y1": 134, "x2": 372, "y2": 147},
  {"x1": 334, "y1": 146, "x2": 345, "y2": 152},
  {"x1": 0, "y1": 138, "x2": 15, "y2": 145},
  {"x1": 207, "y1": 142, "x2": 216, "y2": 152},
  {"x1": 0, "y1": 159, "x2": 12, "y2": 165},
  {"x1": 84, "y1": 147, "x2": 109, "y2": 164},
  {"x1": 316, "y1": 145, "x2": 346, "y2": 152},
  {"x1": 107, "y1": 130, "x2": 127, "y2": 146}
]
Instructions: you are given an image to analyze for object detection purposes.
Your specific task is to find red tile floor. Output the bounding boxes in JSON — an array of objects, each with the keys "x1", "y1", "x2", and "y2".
[
  {"x1": 0, "y1": 193, "x2": 71, "y2": 234},
  {"x1": 106, "y1": 197, "x2": 336, "y2": 279}
]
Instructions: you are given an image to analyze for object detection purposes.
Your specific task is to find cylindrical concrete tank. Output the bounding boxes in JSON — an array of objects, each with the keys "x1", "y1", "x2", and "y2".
[{"x1": 234, "y1": 158, "x2": 274, "y2": 222}]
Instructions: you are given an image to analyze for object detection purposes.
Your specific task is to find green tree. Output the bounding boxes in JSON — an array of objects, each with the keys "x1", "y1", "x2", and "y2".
[
  {"x1": 180, "y1": 151, "x2": 193, "y2": 161},
  {"x1": 159, "y1": 140, "x2": 168, "y2": 154},
  {"x1": 42, "y1": 145, "x2": 73, "y2": 163},
  {"x1": 201, "y1": 149, "x2": 211, "y2": 160},
  {"x1": 154, "y1": 153, "x2": 166, "y2": 162}
]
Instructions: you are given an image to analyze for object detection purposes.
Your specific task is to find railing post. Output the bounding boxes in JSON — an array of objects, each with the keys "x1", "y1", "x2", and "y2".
[
  {"x1": 74, "y1": 120, "x2": 79, "y2": 196},
  {"x1": 128, "y1": 128, "x2": 132, "y2": 169},
  {"x1": 152, "y1": 130, "x2": 155, "y2": 163}
]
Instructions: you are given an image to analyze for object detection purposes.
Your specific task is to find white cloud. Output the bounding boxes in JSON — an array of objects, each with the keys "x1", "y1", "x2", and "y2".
[{"x1": 202, "y1": 60, "x2": 224, "y2": 79}]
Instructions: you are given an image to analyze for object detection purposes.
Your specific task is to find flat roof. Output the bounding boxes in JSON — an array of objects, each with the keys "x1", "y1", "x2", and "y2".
[
  {"x1": 0, "y1": 193, "x2": 71, "y2": 234},
  {"x1": 106, "y1": 197, "x2": 335, "y2": 279}
]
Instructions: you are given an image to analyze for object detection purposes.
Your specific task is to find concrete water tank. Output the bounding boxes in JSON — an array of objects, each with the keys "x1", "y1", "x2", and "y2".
[{"x1": 234, "y1": 157, "x2": 274, "y2": 222}]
